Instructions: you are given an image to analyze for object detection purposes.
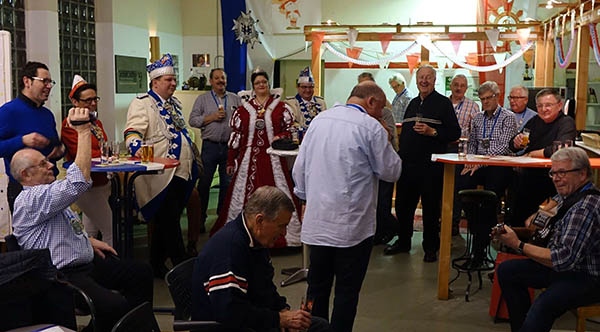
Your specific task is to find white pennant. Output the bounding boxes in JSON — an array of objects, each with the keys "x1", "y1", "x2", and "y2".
[
  {"x1": 484, "y1": 29, "x2": 500, "y2": 51},
  {"x1": 492, "y1": 52, "x2": 507, "y2": 73},
  {"x1": 347, "y1": 28, "x2": 359, "y2": 48},
  {"x1": 436, "y1": 56, "x2": 449, "y2": 70}
]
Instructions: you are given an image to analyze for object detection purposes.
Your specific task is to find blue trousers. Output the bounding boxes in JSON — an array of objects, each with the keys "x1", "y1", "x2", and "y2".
[
  {"x1": 497, "y1": 258, "x2": 600, "y2": 332},
  {"x1": 197, "y1": 140, "x2": 231, "y2": 223}
]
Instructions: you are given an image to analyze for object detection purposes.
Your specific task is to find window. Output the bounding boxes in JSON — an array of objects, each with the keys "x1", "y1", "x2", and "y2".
[
  {"x1": 0, "y1": 0, "x2": 26, "y2": 100},
  {"x1": 58, "y1": 0, "x2": 96, "y2": 119}
]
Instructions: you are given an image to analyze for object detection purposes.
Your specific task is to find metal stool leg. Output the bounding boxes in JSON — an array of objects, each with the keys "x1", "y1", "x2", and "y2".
[
  {"x1": 466, "y1": 271, "x2": 472, "y2": 302},
  {"x1": 281, "y1": 244, "x2": 309, "y2": 287}
]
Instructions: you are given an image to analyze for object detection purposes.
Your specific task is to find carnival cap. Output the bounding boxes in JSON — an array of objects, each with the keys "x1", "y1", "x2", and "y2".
[
  {"x1": 297, "y1": 66, "x2": 314, "y2": 84},
  {"x1": 147, "y1": 54, "x2": 175, "y2": 80},
  {"x1": 70, "y1": 74, "x2": 87, "y2": 99}
]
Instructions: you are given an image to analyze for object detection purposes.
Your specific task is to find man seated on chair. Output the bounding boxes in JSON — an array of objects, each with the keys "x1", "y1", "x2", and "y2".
[
  {"x1": 192, "y1": 186, "x2": 331, "y2": 332},
  {"x1": 11, "y1": 107, "x2": 153, "y2": 332},
  {"x1": 494, "y1": 147, "x2": 600, "y2": 332}
]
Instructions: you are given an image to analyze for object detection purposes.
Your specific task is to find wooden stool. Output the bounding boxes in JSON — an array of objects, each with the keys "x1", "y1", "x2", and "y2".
[{"x1": 576, "y1": 304, "x2": 600, "y2": 332}]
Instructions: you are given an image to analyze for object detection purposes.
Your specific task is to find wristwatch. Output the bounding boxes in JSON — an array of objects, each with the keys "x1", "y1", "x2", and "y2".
[{"x1": 517, "y1": 241, "x2": 525, "y2": 255}]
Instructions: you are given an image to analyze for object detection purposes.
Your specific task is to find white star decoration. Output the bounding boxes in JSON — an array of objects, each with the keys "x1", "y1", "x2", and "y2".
[{"x1": 232, "y1": 10, "x2": 262, "y2": 49}]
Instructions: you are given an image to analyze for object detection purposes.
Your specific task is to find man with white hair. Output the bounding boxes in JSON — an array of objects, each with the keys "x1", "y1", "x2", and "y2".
[
  {"x1": 508, "y1": 85, "x2": 536, "y2": 131},
  {"x1": 124, "y1": 54, "x2": 200, "y2": 277},
  {"x1": 449, "y1": 74, "x2": 480, "y2": 138},
  {"x1": 389, "y1": 74, "x2": 410, "y2": 123}
]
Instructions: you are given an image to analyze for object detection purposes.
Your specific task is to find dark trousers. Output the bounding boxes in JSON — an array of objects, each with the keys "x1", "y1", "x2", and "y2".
[
  {"x1": 151, "y1": 176, "x2": 189, "y2": 268},
  {"x1": 394, "y1": 162, "x2": 443, "y2": 253},
  {"x1": 510, "y1": 169, "x2": 556, "y2": 227},
  {"x1": 375, "y1": 180, "x2": 396, "y2": 238},
  {"x1": 7, "y1": 179, "x2": 22, "y2": 213},
  {"x1": 197, "y1": 140, "x2": 231, "y2": 223},
  {"x1": 497, "y1": 258, "x2": 600, "y2": 332},
  {"x1": 61, "y1": 255, "x2": 153, "y2": 332},
  {"x1": 307, "y1": 237, "x2": 373, "y2": 332}
]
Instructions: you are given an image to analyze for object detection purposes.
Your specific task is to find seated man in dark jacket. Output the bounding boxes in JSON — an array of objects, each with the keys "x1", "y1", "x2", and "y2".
[
  {"x1": 494, "y1": 147, "x2": 600, "y2": 332},
  {"x1": 192, "y1": 186, "x2": 330, "y2": 332},
  {"x1": 508, "y1": 88, "x2": 576, "y2": 226}
]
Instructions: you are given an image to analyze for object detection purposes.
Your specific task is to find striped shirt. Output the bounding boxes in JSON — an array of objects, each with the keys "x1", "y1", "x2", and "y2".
[
  {"x1": 549, "y1": 185, "x2": 600, "y2": 276},
  {"x1": 12, "y1": 164, "x2": 94, "y2": 269},
  {"x1": 391, "y1": 89, "x2": 411, "y2": 122},
  {"x1": 453, "y1": 96, "x2": 480, "y2": 138},
  {"x1": 188, "y1": 91, "x2": 242, "y2": 143},
  {"x1": 468, "y1": 106, "x2": 517, "y2": 156}
]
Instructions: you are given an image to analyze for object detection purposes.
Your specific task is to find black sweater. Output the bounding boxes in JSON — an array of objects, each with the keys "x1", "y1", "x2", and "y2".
[
  {"x1": 509, "y1": 113, "x2": 576, "y2": 158},
  {"x1": 398, "y1": 90, "x2": 461, "y2": 164}
]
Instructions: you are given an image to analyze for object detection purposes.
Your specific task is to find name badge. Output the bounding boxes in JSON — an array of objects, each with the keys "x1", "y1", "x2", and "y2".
[{"x1": 481, "y1": 138, "x2": 490, "y2": 149}]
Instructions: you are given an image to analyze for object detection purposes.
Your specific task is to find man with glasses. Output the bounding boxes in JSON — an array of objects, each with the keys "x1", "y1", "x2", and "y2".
[
  {"x1": 0, "y1": 61, "x2": 65, "y2": 212},
  {"x1": 389, "y1": 74, "x2": 411, "y2": 123},
  {"x1": 449, "y1": 74, "x2": 480, "y2": 138},
  {"x1": 494, "y1": 147, "x2": 600, "y2": 332},
  {"x1": 509, "y1": 88, "x2": 576, "y2": 226},
  {"x1": 285, "y1": 66, "x2": 327, "y2": 134},
  {"x1": 508, "y1": 85, "x2": 536, "y2": 131}
]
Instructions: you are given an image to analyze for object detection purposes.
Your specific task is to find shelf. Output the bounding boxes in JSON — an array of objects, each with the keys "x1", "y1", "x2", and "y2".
[{"x1": 588, "y1": 103, "x2": 600, "y2": 106}]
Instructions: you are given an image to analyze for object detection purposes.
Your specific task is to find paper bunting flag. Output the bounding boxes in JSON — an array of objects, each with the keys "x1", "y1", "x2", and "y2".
[
  {"x1": 485, "y1": 29, "x2": 500, "y2": 51},
  {"x1": 347, "y1": 28, "x2": 359, "y2": 48},
  {"x1": 436, "y1": 56, "x2": 449, "y2": 70},
  {"x1": 378, "y1": 33, "x2": 394, "y2": 55},
  {"x1": 346, "y1": 47, "x2": 363, "y2": 68},
  {"x1": 448, "y1": 33, "x2": 464, "y2": 55},
  {"x1": 517, "y1": 28, "x2": 531, "y2": 49},
  {"x1": 406, "y1": 54, "x2": 420, "y2": 74},
  {"x1": 492, "y1": 52, "x2": 507, "y2": 73},
  {"x1": 465, "y1": 53, "x2": 478, "y2": 66}
]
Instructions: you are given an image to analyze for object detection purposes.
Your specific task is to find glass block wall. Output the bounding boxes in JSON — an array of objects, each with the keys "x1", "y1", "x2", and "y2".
[
  {"x1": 0, "y1": 0, "x2": 26, "y2": 100},
  {"x1": 58, "y1": 0, "x2": 96, "y2": 119}
]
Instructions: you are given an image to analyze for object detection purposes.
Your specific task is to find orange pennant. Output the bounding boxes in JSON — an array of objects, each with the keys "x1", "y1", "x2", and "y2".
[
  {"x1": 406, "y1": 54, "x2": 420, "y2": 74},
  {"x1": 466, "y1": 53, "x2": 478, "y2": 66},
  {"x1": 378, "y1": 33, "x2": 394, "y2": 55},
  {"x1": 346, "y1": 47, "x2": 363, "y2": 68}
]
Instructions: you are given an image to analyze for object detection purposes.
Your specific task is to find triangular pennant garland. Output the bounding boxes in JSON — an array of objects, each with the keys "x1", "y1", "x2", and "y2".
[
  {"x1": 347, "y1": 28, "x2": 359, "y2": 49},
  {"x1": 484, "y1": 29, "x2": 500, "y2": 51},
  {"x1": 378, "y1": 33, "x2": 394, "y2": 55},
  {"x1": 517, "y1": 28, "x2": 531, "y2": 49},
  {"x1": 466, "y1": 53, "x2": 478, "y2": 66},
  {"x1": 448, "y1": 33, "x2": 464, "y2": 55},
  {"x1": 346, "y1": 47, "x2": 363, "y2": 68},
  {"x1": 406, "y1": 54, "x2": 420, "y2": 74},
  {"x1": 492, "y1": 52, "x2": 507, "y2": 73}
]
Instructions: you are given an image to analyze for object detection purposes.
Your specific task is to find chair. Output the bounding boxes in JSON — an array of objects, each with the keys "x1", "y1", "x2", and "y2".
[
  {"x1": 111, "y1": 301, "x2": 160, "y2": 332},
  {"x1": 165, "y1": 257, "x2": 232, "y2": 331},
  {"x1": 4, "y1": 234, "x2": 98, "y2": 332},
  {"x1": 575, "y1": 304, "x2": 600, "y2": 332},
  {"x1": 449, "y1": 189, "x2": 497, "y2": 301}
]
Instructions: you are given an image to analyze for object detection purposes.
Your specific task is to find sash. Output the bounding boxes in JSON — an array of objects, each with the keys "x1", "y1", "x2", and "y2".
[{"x1": 295, "y1": 94, "x2": 323, "y2": 128}]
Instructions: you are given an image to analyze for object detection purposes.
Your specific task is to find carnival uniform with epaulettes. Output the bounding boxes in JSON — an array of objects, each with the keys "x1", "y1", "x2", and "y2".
[
  {"x1": 124, "y1": 90, "x2": 200, "y2": 220},
  {"x1": 210, "y1": 87, "x2": 302, "y2": 247},
  {"x1": 285, "y1": 94, "x2": 326, "y2": 130}
]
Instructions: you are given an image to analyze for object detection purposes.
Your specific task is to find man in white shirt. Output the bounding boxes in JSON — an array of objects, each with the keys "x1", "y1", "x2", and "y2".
[{"x1": 293, "y1": 81, "x2": 402, "y2": 332}]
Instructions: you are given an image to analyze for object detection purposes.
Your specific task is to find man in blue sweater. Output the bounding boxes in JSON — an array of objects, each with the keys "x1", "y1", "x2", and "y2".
[{"x1": 0, "y1": 61, "x2": 64, "y2": 212}]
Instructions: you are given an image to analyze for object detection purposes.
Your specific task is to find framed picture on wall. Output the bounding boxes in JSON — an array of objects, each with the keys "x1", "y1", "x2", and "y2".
[
  {"x1": 192, "y1": 54, "x2": 210, "y2": 67},
  {"x1": 115, "y1": 55, "x2": 147, "y2": 93}
]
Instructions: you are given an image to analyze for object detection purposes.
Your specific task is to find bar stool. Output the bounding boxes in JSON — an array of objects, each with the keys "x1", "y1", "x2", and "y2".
[{"x1": 450, "y1": 189, "x2": 497, "y2": 301}]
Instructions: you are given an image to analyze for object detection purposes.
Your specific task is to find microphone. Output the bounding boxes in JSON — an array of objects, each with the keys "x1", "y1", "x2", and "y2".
[{"x1": 70, "y1": 110, "x2": 98, "y2": 125}]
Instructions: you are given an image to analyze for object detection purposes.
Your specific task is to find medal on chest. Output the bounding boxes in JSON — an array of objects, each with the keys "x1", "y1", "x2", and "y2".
[
  {"x1": 165, "y1": 102, "x2": 186, "y2": 131},
  {"x1": 481, "y1": 138, "x2": 490, "y2": 149}
]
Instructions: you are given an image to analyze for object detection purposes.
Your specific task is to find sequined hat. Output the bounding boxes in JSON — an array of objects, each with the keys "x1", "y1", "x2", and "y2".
[
  {"x1": 147, "y1": 54, "x2": 175, "y2": 80},
  {"x1": 297, "y1": 66, "x2": 314, "y2": 84},
  {"x1": 69, "y1": 74, "x2": 87, "y2": 99}
]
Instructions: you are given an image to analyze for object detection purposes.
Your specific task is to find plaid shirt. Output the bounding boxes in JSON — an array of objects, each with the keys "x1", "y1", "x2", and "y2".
[
  {"x1": 12, "y1": 164, "x2": 94, "y2": 269},
  {"x1": 549, "y1": 184, "x2": 600, "y2": 276},
  {"x1": 391, "y1": 89, "x2": 411, "y2": 122},
  {"x1": 468, "y1": 106, "x2": 517, "y2": 156},
  {"x1": 453, "y1": 97, "x2": 480, "y2": 138}
]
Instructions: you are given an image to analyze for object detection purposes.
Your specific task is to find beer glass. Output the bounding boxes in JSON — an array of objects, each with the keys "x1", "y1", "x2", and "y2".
[
  {"x1": 141, "y1": 142, "x2": 154, "y2": 163},
  {"x1": 521, "y1": 129, "x2": 530, "y2": 147},
  {"x1": 101, "y1": 141, "x2": 112, "y2": 164},
  {"x1": 458, "y1": 137, "x2": 468, "y2": 158}
]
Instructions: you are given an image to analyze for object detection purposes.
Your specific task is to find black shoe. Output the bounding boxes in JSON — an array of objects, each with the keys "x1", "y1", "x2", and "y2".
[
  {"x1": 199, "y1": 222, "x2": 206, "y2": 234},
  {"x1": 423, "y1": 251, "x2": 438, "y2": 262},
  {"x1": 384, "y1": 240, "x2": 411, "y2": 255},
  {"x1": 374, "y1": 233, "x2": 394, "y2": 245}
]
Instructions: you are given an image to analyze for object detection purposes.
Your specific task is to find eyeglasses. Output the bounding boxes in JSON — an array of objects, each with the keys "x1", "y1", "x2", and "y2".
[
  {"x1": 548, "y1": 168, "x2": 581, "y2": 178},
  {"x1": 253, "y1": 80, "x2": 268, "y2": 86},
  {"x1": 298, "y1": 85, "x2": 314, "y2": 89},
  {"x1": 29, "y1": 76, "x2": 56, "y2": 87},
  {"x1": 79, "y1": 96, "x2": 100, "y2": 103},
  {"x1": 480, "y1": 94, "x2": 497, "y2": 102},
  {"x1": 26, "y1": 158, "x2": 51, "y2": 171},
  {"x1": 508, "y1": 96, "x2": 527, "y2": 100},
  {"x1": 536, "y1": 102, "x2": 560, "y2": 109}
]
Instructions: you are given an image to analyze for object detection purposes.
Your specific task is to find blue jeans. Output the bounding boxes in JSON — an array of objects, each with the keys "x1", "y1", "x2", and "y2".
[
  {"x1": 307, "y1": 237, "x2": 373, "y2": 332},
  {"x1": 198, "y1": 140, "x2": 231, "y2": 223},
  {"x1": 497, "y1": 258, "x2": 600, "y2": 332}
]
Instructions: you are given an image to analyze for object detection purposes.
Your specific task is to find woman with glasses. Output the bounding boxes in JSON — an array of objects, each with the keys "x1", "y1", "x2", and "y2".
[
  {"x1": 210, "y1": 69, "x2": 302, "y2": 248},
  {"x1": 60, "y1": 75, "x2": 113, "y2": 246}
]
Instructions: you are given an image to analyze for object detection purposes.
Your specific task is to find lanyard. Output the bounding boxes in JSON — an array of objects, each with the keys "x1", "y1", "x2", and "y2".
[
  {"x1": 393, "y1": 88, "x2": 407, "y2": 104},
  {"x1": 482, "y1": 107, "x2": 501, "y2": 139},
  {"x1": 517, "y1": 110, "x2": 527, "y2": 124},
  {"x1": 211, "y1": 90, "x2": 227, "y2": 111},
  {"x1": 455, "y1": 99, "x2": 465, "y2": 112},
  {"x1": 346, "y1": 103, "x2": 366, "y2": 114}
]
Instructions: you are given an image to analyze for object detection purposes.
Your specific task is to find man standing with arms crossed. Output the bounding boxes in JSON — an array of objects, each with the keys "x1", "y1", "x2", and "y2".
[
  {"x1": 189, "y1": 68, "x2": 241, "y2": 233},
  {"x1": 293, "y1": 81, "x2": 402, "y2": 332}
]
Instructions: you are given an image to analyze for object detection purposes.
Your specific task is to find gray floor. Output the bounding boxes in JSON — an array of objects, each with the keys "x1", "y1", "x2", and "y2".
[{"x1": 145, "y1": 231, "x2": 597, "y2": 332}]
